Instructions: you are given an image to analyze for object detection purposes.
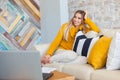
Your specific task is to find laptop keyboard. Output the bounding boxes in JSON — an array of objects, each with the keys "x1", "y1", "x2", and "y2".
[{"x1": 42, "y1": 73, "x2": 53, "y2": 80}]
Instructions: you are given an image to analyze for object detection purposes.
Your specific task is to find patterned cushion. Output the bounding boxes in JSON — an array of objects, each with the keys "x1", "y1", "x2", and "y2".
[{"x1": 73, "y1": 30, "x2": 102, "y2": 57}]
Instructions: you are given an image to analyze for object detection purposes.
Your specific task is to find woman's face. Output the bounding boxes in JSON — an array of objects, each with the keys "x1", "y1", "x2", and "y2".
[{"x1": 73, "y1": 13, "x2": 83, "y2": 27}]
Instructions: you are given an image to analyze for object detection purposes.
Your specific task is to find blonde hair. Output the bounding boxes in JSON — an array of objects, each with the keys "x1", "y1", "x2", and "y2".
[
  {"x1": 64, "y1": 10, "x2": 86, "y2": 41},
  {"x1": 64, "y1": 22, "x2": 72, "y2": 41}
]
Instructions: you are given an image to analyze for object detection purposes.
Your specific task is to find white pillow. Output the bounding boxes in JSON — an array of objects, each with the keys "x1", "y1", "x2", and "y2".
[
  {"x1": 73, "y1": 31, "x2": 102, "y2": 57},
  {"x1": 50, "y1": 49, "x2": 78, "y2": 63},
  {"x1": 106, "y1": 32, "x2": 120, "y2": 70}
]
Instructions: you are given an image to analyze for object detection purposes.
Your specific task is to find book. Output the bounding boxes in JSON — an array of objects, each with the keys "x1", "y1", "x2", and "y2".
[{"x1": 20, "y1": 26, "x2": 36, "y2": 46}]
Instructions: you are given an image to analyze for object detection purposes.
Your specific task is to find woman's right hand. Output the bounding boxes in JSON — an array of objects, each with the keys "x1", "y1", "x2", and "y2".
[
  {"x1": 84, "y1": 10, "x2": 88, "y2": 20},
  {"x1": 41, "y1": 54, "x2": 51, "y2": 64}
]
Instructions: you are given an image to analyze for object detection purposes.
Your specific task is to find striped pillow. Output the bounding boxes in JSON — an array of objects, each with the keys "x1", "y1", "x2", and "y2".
[{"x1": 73, "y1": 31, "x2": 102, "y2": 57}]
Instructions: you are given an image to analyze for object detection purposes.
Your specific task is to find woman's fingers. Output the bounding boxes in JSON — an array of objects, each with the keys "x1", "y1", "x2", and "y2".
[
  {"x1": 41, "y1": 55, "x2": 51, "y2": 64},
  {"x1": 84, "y1": 10, "x2": 88, "y2": 19}
]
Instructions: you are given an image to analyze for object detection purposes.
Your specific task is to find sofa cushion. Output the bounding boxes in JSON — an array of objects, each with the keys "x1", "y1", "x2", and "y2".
[
  {"x1": 62, "y1": 64, "x2": 94, "y2": 80},
  {"x1": 88, "y1": 36, "x2": 112, "y2": 69},
  {"x1": 73, "y1": 31, "x2": 101, "y2": 57},
  {"x1": 43, "y1": 63, "x2": 65, "y2": 72},
  {"x1": 106, "y1": 32, "x2": 120, "y2": 70},
  {"x1": 91, "y1": 69, "x2": 120, "y2": 80},
  {"x1": 64, "y1": 56, "x2": 87, "y2": 64}
]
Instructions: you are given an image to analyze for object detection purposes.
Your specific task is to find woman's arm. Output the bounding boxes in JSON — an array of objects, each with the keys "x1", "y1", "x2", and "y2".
[
  {"x1": 85, "y1": 18, "x2": 100, "y2": 33},
  {"x1": 46, "y1": 23, "x2": 67, "y2": 56}
]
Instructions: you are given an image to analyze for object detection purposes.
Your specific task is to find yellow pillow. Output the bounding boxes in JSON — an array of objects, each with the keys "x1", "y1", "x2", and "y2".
[{"x1": 88, "y1": 36, "x2": 112, "y2": 69}]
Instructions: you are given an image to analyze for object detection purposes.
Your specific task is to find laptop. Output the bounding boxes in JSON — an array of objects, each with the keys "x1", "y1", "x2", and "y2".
[{"x1": 0, "y1": 50, "x2": 43, "y2": 80}]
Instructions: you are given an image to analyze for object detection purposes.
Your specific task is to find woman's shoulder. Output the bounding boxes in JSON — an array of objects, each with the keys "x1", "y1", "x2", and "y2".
[
  {"x1": 60, "y1": 22, "x2": 69, "y2": 29},
  {"x1": 62, "y1": 22, "x2": 69, "y2": 26}
]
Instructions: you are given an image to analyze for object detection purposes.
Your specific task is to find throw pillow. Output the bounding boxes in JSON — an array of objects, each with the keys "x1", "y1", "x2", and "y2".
[
  {"x1": 106, "y1": 32, "x2": 120, "y2": 70},
  {"x1": 73, "y1": 30, "x2": 102, "y2": 57},
  {"x1": 88, "y1": 36, "x2": 112, "y2": 69},
  {"x1": 85, "y1": 30, "x2": 98, "y2": 38}
]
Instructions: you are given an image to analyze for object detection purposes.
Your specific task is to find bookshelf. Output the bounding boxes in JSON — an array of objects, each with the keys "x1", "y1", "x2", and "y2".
[{"x1": 0, "y1": 0, "x2": 41, "y2": 50}]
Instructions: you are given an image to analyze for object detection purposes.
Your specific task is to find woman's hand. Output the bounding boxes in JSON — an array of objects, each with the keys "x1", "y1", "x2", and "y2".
[
  {"x1": 41, "y1": 54, "x2": 51, "y2": 64},
  {"x1": 84, "y1": 10, "x2": 88, "y2": 20},
  {"x1": 83, "y1": 10, "x2": 90, "y2": 33}
]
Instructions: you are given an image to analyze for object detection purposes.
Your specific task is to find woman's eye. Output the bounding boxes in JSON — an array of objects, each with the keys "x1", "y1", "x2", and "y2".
[
  {"x1": 78, "y1": 18, "x2": 82, "y2": 19},
  {"x1": 74, "y1": 16, "x2": 81, "y2": 19},
  {"x1": 74, "y1": 16, "x2": 77, "y2": 18}
]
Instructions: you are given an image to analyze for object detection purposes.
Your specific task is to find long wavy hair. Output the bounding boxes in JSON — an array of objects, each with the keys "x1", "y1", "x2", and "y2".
[{"x1": 64, "y1": 10, "x2": 86, "y2": 41}]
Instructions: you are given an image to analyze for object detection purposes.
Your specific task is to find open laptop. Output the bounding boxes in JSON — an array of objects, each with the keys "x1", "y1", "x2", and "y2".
[{"x1": 0, "y1": 50, "x2": 43, "y2": 80}]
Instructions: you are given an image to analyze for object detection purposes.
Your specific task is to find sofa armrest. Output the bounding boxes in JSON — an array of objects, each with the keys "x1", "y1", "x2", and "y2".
[{"x1": 34, "y1": 43, "x2": 51, "y2": 57}]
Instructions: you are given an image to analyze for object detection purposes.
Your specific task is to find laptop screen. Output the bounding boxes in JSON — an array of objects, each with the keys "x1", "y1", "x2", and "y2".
[{"x1": 0, "y1": 50, "x2": 43, "y2": 80}]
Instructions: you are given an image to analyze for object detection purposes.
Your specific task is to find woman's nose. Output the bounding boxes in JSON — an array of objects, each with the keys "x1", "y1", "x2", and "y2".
[{"x1": 75, "y1": 18, "x2": 78, "y2": 21}]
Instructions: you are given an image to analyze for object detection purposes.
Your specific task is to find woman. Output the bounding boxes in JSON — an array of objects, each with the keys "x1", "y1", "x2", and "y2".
[{"x1": 41, "y1": 10, "x2": 100, "y2": 64}]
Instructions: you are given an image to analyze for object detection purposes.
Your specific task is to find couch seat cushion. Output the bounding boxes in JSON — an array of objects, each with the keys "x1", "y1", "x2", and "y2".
[
  {"x1": 91, "y1": 68, "x2": 120, "y2": 80},
  {"x1": 62, "y1": 64, "x2": 94, "y2": 80}
]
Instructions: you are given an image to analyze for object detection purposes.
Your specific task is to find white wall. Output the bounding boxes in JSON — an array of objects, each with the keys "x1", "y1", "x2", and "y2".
[
  {"x1": 60, "y1": 0, "x2": 68, "y2": 25},
  {"x1": 40, "y1": 0, "x2": 68, "y2": 43}
]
